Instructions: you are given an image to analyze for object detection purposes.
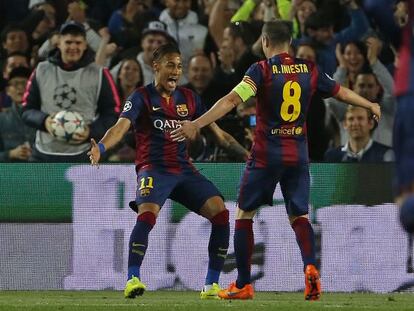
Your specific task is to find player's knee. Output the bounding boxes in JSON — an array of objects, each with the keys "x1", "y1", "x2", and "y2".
[
  {"x1": 235, "y1": 207, "x2": 256, "y2": 220},
  {"x1": 137, "y1": 211, "x2": 157, "y2": 227},
  {"x1": 210, "y1": 209, "x2": 229, "y2": 225}
]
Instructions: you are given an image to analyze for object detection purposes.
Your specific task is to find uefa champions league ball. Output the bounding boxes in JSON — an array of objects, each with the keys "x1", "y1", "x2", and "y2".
[
  {"x1": 400, "y1": 195, "x2": 414, "y2": 233},
  {"x1": 51, "y1": 110, "x2": 86, "y2": 143}
]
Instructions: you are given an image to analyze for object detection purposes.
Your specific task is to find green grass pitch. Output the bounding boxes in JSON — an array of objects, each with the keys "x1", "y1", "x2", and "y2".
[{"x1": 1, "y1": 291, "x2": 414, "y2": 311}]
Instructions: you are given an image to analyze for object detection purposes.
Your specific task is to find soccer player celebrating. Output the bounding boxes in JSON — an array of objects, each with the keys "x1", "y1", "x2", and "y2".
[
  {"x1": 172, "y1": 20, "x2": 381, "y2": 300},
  {"x1": 88, "y1": 43, "x2": 248, "y2": 299}
]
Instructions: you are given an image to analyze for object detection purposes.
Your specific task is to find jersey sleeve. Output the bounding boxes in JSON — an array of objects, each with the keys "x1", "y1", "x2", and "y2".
[
  {"x1": 233, "y1": 62, "x2": 263, "y2": 101},
  {"x1": 313, "y1": 65, "x2": 340, "y2": 98},
  {"x1": 119, "y1": 90, "x2": 145, "y2": 126}
]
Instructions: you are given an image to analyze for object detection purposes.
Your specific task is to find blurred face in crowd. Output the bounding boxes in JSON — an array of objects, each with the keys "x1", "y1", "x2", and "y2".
[
  {"x1": 296, "y1": 44, "x2": 316, "y2": 62},
  {"x1": 33, "y1": 3, "x2": 56, "y2": 39},
  {"x1": 153, "y1": 52, "x2": 182, "y2": 96},
  {"x1": 119, "y1": 59, "x2": 142, "y2": 87},
  {"x1": 344, "y1": 107, "x2": 374, "y2": 141},
  {"x1": 6, "y1": 76, "x2": 28, "y2": 105},
  {"x1": 2, "y1": 30, "x2": 29, "y2": 54},
  {"x1": 141, "y1": 33, "x2": 169, "y2": 61},
  {"x1": 310, "y1": 26, "x2": 334, "y2": 45},
  {"x1": 353, "y1": 73, "x2": 380, "y2": 102},
  {"x1": 296, "y1": 0, "x2": 316, "y2": 26},
  {"x1": 58, "y1": 33, "x2": 87, "y2": 65},
  {"x1": 188, "y1": 55, "x2": 213, "y2": 93},
  {"x1": 3, "y1": 55, "x2": 29, "y2": 79},
  {"x1": 343, "y1": 42, "x2": 365, "y2": 74},
  {"x1": 166, "y1": 0, "x2": 191, "y2": 19},
  {"x1": 222, "y1": 26, "x2": 245, "y2": 58}
]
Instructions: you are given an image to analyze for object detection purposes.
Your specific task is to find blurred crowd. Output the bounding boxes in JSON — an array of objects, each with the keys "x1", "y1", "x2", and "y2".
[{"x1": 0, "y1": 0, "x2": 405, "y2": 163}]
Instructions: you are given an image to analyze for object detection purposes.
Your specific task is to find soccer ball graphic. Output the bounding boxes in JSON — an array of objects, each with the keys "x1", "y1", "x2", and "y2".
[{"x1": 51, "y1": 110, "x2": 86, "y2": 143}]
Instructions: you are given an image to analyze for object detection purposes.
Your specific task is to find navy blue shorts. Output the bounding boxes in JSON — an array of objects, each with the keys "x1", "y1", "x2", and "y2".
[
  {"x1": 135, "y1": 168, "x2": 223, "y2": 213},
  {"x1": 394, "y1": 94, "x2": 414, "y2": 194},
  {"x1": 237, "y1": 162, "x2": 310, "y2": 216}
]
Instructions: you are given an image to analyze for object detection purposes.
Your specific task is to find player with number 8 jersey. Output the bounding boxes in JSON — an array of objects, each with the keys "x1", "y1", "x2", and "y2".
[
  {"x1": 241, "y1": 49, "x2": 339, "y2": 166},
  {"x1": 172, "y1": 20, "x2": 381, "y2": 301}
]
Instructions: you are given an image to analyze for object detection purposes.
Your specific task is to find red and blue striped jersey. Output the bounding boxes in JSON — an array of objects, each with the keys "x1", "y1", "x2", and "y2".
[
  {"x1": 243, "y1": 52, "x2": 339, "y2": 167},
  {"x1": 395, "y1": 0, "x2": 414, "y2": 96},
  {"x1": 120, "y1": 83, "x2": 205, "y2": 173}
]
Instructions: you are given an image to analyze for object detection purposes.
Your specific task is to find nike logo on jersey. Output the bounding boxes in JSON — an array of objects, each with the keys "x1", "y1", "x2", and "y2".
[
  {"x1": 325, "y1": 73, "x2": 335, "y2": 81},
  {"x1": 152, "y1": 106, "x2": 162, "y2": 111}
]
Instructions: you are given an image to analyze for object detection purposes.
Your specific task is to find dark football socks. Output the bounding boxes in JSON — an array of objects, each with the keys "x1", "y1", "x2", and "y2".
[
  {"x1": 291, "y1": 217, "x2": 316, "y2": 269},
  {"x1": 127, "y1": 211, "x2": 156, "y2": 280},
  {"x1": 205, "y1": 210, "x2": 230, "y2": 285},
  {"x1": 234, "y1": 219, "x2": 254, "y2": 289}
]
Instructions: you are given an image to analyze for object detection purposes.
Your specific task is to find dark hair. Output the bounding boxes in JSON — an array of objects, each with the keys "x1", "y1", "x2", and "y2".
[
  {"x1": 8, "y1": 66, "x2": 31, "y2": 82},
  {"x1": 117, "y1": 57, "x2": 144, "y2": 87},
  {"x1": 152, "y1": 43, "x2": 180, "y2": 62},
  {"x1": 305, "y1": 11, "x2": 334, "y2": 31},
  {"x1": 262, "y1": 20, "x2": 293, "y2": 46},
  {"x1": 1, "y1": 24, "x2": 28, "y2": 44},
  {"x1": 2, "y1": 51, "x2": 30, "y2": 72},
  {"x1": 228, "y1": 21, "x2": 256, "y2": 45},
  {"x1": 341, "y1": 40, "x2": 367, "y2": 56}
]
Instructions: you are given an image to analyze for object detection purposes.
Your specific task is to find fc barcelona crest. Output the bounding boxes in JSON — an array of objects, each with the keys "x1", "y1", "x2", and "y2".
[{"x1": 176, "y1": 104, "x2": 189, "y2": 117}]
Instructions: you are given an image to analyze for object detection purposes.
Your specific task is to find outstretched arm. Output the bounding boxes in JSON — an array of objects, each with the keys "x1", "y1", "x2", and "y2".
[
  {"x1": 171, "y1": 91, "x2": 242, "y2": 141},
  {"x1": 334, "y1": 86, "x2": 381, "y2": 121},
  {"x1": 88, "y1": 117, "x2": 131, "y2": 165},
  {"x1": 207, "y1": 122, "x2": 249, "y2": 161}
]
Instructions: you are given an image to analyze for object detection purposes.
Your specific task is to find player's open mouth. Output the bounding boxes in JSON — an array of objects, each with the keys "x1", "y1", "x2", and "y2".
[{"x1": 167, "y1": 77, "x2": 178, "y2": 89}]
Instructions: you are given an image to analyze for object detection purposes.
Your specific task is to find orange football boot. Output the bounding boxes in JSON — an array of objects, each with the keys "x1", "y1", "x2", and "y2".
[
  {"x1": 218, "y1": 282, "x2": 254, "y2": 300},
  {"x1": 304, "y1": 264, "x2": 321, "y2": 301}
]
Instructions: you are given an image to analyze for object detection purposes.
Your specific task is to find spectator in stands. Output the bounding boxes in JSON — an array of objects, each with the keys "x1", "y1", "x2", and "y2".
[
  {"x1": 184, "y1": 54, "x2": 233, "y2": 161},
  {"x1": 27, "y1": 1, "x2": 57, "y2": 45},
  {"x1": 110, "y1": 21, "x2": 174, "y2": 86},
  {"x1": 0, "y1": 52, "x2": 31, "y2": 111},
  {"x1": 334, "y1": 41, "x2": 368, "y2": 89},
  {"x1": 159, "y1": 0, "x2": 211, "y2": 82},
  {"x1": 106, "y1": 58, "x2": 143, "y2": 163},
  {"x1": 184, "y1": 54, "x2": 226, "y2": 110},
  {"x1": 324, "y1": 105, "x2": 394, "y2": 162},
  {"x1": 215, "y1": 22, "x2": 261, "y2": 88},
  {"x1": 302, "y1": 0, "x2": 370, "y2": 75},
  {"x1": 1, "y1": 25, "x2": 30, "y2": 61},
  {"x1": 37, "y1": 1, "x2": 103, "y2": 60},
  {"x1": 327, "y1": 62, "x2": 395, "y2": 147},
  {"x1": 22, "y1": 21, "x2": 119, "y2": 162},
  {"x1": 277, "y1": 0, "x2": 317, "y2": 39},
  {"x1": 295, "y1": 42, "x2": 332, "y2": 161},
  {"x1": 2, "y1": 52, "x2": 30, "y2": 80},
  {"x1": 115, "y1": 58, "x2": 143, "y2": 104},
  {"x1": 107, "y1": 0, "x2": 157, "y2": 49},
  {"x1": 0, "y1": 67, "x2": 35, "y2": 162}
]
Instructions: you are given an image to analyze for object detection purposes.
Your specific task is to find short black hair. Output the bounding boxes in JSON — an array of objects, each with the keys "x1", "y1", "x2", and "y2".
[
  {"x1": 152, "y1": 43, "x2": 180, "y2": 62},
  {"x1": 1, "y1": 24, "x2": 28, "y2": 44},
  {"x1": 228, "y1": 21, "x2": 256, "y2": 46},
  {"x1": 8, "y1": 66, "x2": 31, "y2": 82},
  {"x1": 262, "y1": 20, "x2": 292, "y2": 46},
  {"x1": 305, "y1": 11, "x2": 334, "y2": 31}
]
